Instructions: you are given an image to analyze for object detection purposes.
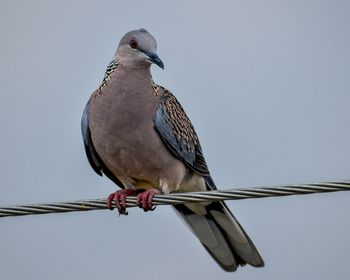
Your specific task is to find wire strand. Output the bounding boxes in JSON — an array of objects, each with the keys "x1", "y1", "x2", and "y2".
[{"x1": 1, "y1": 180, "x2": 349, "y2": 218}]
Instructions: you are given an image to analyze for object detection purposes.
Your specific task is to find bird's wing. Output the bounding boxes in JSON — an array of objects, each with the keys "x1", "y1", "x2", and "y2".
[
  {"x1": 153, "y1": 86, "x2": 265, "y2": 270},
  {"x1": 81, "y1": 97, "x2": 124, "y2": 188},
  {"x1": 154, "y1": 86, "x2": 210, "y2": 177}
]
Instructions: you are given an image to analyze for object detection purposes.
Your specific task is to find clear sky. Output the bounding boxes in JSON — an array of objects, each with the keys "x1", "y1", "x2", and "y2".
[{"x1": 1, "y1": 1, "x2": 350, "y2": 279}]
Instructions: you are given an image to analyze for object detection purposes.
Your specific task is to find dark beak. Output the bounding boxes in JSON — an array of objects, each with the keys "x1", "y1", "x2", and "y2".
[{"x1": 142, "y1": 50, "x2": 164, "y2": 69}]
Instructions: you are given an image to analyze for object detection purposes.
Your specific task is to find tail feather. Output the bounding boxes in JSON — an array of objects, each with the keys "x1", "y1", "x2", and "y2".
[{"x1": 173, "y1": 201, "x2": 264, "y2": 271}]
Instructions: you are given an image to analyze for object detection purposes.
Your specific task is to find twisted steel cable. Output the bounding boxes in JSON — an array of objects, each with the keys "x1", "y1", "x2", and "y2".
[{"x1": 1, "y1": 180, "x2": 349, "y2": 218}]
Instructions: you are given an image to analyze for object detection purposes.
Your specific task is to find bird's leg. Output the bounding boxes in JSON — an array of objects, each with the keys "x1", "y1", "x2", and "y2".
[
  {"x1": 136, "y1": 189, "x2": 162, "y2": 212},
  {"x1": 107, "y1": 189, "x2": 137, "y2": 215}
]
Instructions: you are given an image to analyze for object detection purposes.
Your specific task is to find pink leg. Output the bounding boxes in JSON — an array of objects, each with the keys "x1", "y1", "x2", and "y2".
[
  {"x1": 107, "y1": 189, "x2": 136, "y2": 215},
  {"x1": 136, "y1": 189, "x2": 162, "y2": 212}
]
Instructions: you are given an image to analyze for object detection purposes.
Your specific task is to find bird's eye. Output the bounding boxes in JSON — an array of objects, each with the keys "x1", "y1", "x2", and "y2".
[{"x1": 129, "y1": 40, "x2": 138, "y2": 49}]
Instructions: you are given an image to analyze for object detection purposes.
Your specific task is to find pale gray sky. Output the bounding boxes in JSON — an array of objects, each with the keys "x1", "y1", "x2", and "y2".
[{"x1": 1, "y1": 0, "x2": 350, "y2": 279}]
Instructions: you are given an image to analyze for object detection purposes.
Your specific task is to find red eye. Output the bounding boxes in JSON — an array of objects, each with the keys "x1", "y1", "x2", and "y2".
[{"x1": 129, "y1": 40, "x2": 138, "y2": 49}]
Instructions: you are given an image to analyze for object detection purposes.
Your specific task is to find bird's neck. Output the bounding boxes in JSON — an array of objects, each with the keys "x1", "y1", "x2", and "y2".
[
  {"x1": 97, "y1": 58, "x2": 157, "y2": 102},
  {"x1": 116, "y1": 53, "x2": 152, "y2": 74},
  {"x1": 122, "y1": 64, "x2": 152, "y2": 79}
]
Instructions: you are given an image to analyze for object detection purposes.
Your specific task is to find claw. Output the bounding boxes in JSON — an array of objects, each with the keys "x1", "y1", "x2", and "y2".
[
  {"x1": 107, "y1": 189, "x2": 136, "y2": 215},
  {"x1": 107, "y1": 193, "x2": 116, "y2": 210},
  {"x1": 136, "y1": 189, "x2": 162, "y2": 212}
]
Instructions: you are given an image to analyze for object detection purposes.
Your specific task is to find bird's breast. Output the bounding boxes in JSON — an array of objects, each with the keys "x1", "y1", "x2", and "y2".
[{"x1": 88, "y1": 72, "x2": 169, "y2": 185}]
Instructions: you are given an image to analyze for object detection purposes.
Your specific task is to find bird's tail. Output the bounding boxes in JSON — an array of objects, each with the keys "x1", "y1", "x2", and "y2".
[{"x1": 173, "y1": 199, "x2": 264, "y2": 271}]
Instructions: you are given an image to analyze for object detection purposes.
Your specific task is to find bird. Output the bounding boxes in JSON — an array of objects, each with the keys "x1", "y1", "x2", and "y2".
[{"x1": 81, "y1": 28, "x2": 264, "y2": 271}]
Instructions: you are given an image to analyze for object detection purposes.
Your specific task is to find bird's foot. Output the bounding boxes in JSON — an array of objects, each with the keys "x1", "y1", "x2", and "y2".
[
  {"x1": 107, "y1": 189, "x2": 137, "y2": 215},
  {"x1": 137, "y1": 189, "x2": 162, "y2": 212}
]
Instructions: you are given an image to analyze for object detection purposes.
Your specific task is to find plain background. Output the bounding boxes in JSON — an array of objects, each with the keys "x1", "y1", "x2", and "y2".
[{"x1": 1, "y1": 1, "x2": 350, "y2": 279}]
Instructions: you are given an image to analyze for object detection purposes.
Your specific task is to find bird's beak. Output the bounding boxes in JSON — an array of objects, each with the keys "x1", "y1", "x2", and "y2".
[{"x1": 142, "y1": 50, "x2": 164, "y2": 69}]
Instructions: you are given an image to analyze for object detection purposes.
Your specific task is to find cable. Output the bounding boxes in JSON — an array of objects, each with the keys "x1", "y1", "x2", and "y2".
[{"x1": 1, "y1": 180, "x2": 349, "y2": 218}]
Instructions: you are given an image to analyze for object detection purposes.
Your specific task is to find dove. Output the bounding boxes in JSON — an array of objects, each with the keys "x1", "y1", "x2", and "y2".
[{"x1": 82, "y1": 28, "x2": 264, "y2": 271}]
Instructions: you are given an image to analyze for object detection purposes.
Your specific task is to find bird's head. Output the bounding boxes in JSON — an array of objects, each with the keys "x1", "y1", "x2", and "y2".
[{"x1": 115, "y1": 28, "x2": 164, "y2": 69}]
